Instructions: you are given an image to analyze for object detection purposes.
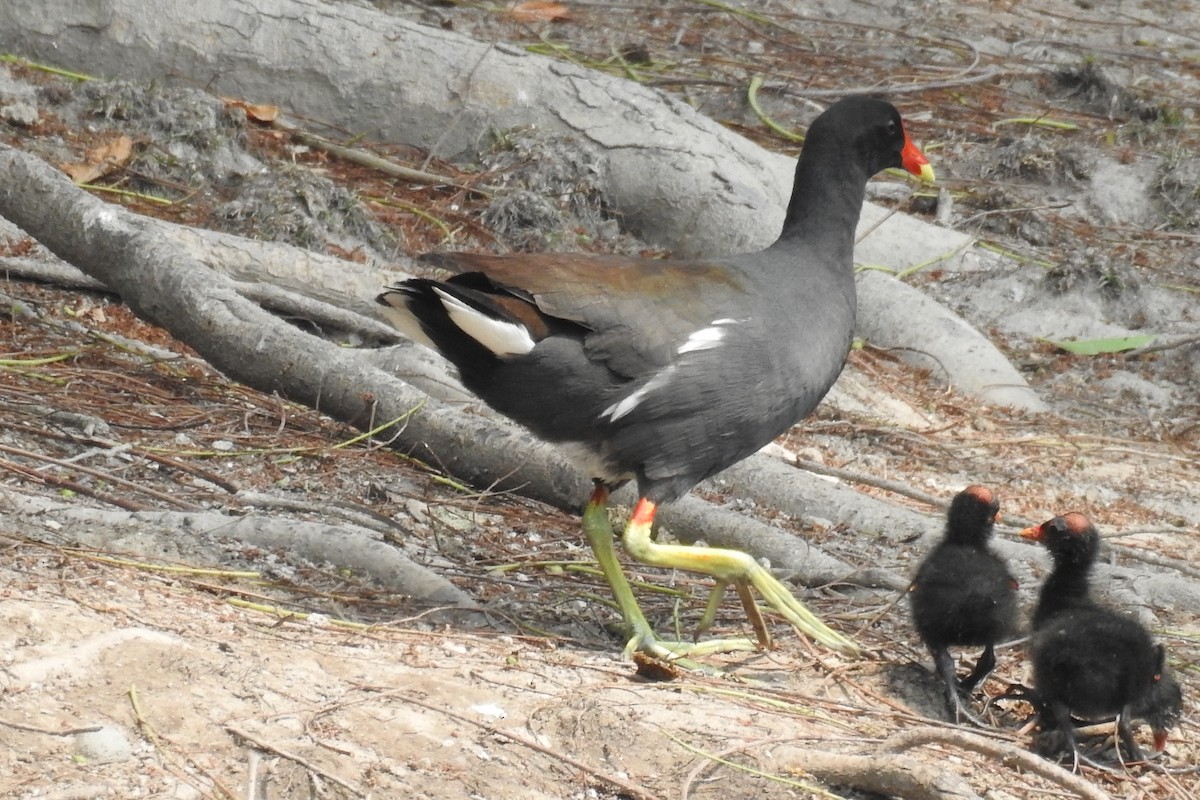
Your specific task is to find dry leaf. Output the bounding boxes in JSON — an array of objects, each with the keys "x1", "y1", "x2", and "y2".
[
  {"x1": 223, "y1": 97, "x2": 280, "y2": 124},
  {"x1": 62, "y1": 135, "x2": 134, "y2": 184},
  {"x1": 507, "y1": 1, "x2": 569, "y2": 23}
]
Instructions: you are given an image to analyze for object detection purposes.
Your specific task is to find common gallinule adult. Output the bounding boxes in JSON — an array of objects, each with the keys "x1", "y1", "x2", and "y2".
[
  {"x1": 1022, "y1": 513, "x2": 1162, "y2": 769},
  {"x1": 377, "y1": 96, "x2": 934, "y2": 660},
  {"x1": 909, "y1": 485, "x2": 1017, "y2": 723}
]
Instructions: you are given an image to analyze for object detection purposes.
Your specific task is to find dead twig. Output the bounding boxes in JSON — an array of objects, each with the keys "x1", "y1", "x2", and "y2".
[
  {"x1": 0, "y1": 442, "x2": 204, "y2": 510},
  {"x1": 677, "y1": 732, "x2": 983, "y2": 800},
  {"x1": 779, "y1": 67, "x2": 1005, "y2": 99},
  {"x1": 0, "y1": 718, "x2": 103, "y2": 736},
  {"x1": 4, "y1": 419, "x2": 239, "y2": 493},
  {"x1": 30, "y1": 787, "x2": 109, "y2": 800},
  {"x1": 225, "y1": 723, "x2": 366, "y2": 798},
  {"x1": 676, "y1": 734, "x2": 844, "y2": 800},
  {"x1": 789, "y1": 454, "x2": 947, "y2": 510},
  {"x1": 0, "y1": 454, "x2": 145, "y2": 511},
  {"x1": 1124, "y1": 333, "x2": 1200, "y2": 358},
  {"x1": 129, "y1": 685, "x2": 239, "y2": 800},
  {"x1": 1109, "y1": 543, "x2": 1200, "y2": 581},
  {"x1": 237, "y1": 490, "x2": 404, "y2": 537},
  {"x1": 880, "y1": 726, "x2": 1111, "y2": 800},
  {"x1": 272, "y1": 117, "x2": 497, "y2": 197}
]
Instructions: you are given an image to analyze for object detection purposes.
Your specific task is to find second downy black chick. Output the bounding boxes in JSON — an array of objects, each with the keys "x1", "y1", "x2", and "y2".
[
  {"x1": 1022, "y1": 513, "x2": 1163, "y2": 770},
  {"x1": 910, "y1": 485, "x2": 1018, "y2": 724}
]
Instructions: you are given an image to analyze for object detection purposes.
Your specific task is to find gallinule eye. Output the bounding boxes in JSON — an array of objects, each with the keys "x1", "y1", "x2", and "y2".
[
  {"x1": 1022, "y1": 513, "x2": 1163, "y2": 770},
  {"x1": 377, "y1": 96, "x2": 934, "y2": 661},
  {"x1": 909, "y1": 485, "x2": 1017, "y2": 724}
]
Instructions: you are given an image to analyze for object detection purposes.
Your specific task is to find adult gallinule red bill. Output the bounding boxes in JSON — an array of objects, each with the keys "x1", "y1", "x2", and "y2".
[
  {"x1": 909, "y1": 485, "x2": 1017, "y2": 724},
  {"x1": 1022, "y1": 513, "x2": 1163, "y2": 769},
  {"x1": 377, "y1": 96, "x2": 934, "y2": 660}
]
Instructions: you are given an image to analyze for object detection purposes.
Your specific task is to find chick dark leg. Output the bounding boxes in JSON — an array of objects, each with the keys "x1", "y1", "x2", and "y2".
[
  {"x1": 960, "y1": 643, "x2": 997, "y2": 694},
  {"x1": 1047, "y1": 699, "x2": 1120, "y2": 773},
  {"x1": 931, "y1": 646, "x2": 987, "y2": 726},
  {"x1": 1116, "y1": 708, "x2": 1145, "y2": 765}
]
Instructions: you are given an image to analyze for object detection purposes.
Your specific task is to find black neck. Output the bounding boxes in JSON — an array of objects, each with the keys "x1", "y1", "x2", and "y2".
[
  {"x1": 1033, "y1": 568, "x2": 1092, "y2": 627},
  {"x1": 777, "y1": 144, "x2": 869, "y2": 254},
  {"x1": 945, "y1": 523, "x2": 993, "y2": 548}
]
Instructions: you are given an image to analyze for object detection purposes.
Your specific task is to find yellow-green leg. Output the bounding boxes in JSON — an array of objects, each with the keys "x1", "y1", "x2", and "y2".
[
  {"x1": 581, "y1": 485, "x2": 757, "y2": 663},
  {"x1": 695, "y1": 580, "x2": 771, "y2": 647},
  {"x1": 621, "y1": 498, "x2": 863, "y2": 657}
]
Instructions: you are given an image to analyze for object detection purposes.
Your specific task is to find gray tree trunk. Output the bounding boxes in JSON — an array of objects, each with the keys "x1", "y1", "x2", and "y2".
[{"x1": 0, "y1": 0, "x2": 1043, "y2": 410}]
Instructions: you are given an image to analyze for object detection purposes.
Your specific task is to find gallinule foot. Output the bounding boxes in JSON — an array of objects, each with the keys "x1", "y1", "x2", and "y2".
[
  {"x1": 909, "y1": 485, "x2": 1017, "y2": 724},
  {"x1": 377, "y1": 96, "x2": 934, "y2": 661},
  {"x1": 1022, "y1": 513, "x2": 1162, "y2": 770}
]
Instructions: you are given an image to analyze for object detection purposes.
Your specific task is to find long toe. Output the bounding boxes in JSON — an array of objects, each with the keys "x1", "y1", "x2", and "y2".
[
  {"x1": 621, "y1": 620, "x2": 760, "y2": 669},
  {"x1": 932, "y1": 648, "x2": 990, "y2": 727},
  {"x1": 1115, "y1": 712, "x2": 1146, "y2": 765},
  {"x1": 621, "y1": 505, "x2": 862, "y2": 656},
  {"x1": 743, "y1": 561, "x2": 862, "y2": 655}
]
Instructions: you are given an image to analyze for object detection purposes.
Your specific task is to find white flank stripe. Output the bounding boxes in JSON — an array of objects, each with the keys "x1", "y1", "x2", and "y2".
[
  {"x1": 602, "y1": 386, "x2": 650, "y2": 423},
  {"x1": 602, "y1": 365, "x2": 678, "y2": 422},
  {"x1": 434, "y1": 288, "x2": 536, "y2": 356},
  {"x1": 677, "y1": 325, "x2": 726, "y2": 354},
  {"x1": 602, "y1": 320, "x2": 742, "y2": 422}
]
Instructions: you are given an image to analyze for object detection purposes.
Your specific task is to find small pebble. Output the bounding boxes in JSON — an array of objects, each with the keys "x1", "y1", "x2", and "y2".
[
  {"x1": 74, "y1": 724, "x2": 133, "y2": 764},
  {"x1": 0, "y1": 102, "x2": 39, "y2": 127}
]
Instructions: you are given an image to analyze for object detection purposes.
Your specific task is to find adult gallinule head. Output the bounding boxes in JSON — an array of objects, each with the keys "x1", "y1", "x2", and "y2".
[
  {"x1": 909, "y1": 485, "x2": 1017, "y2": 724},
  {"x1": 377, "y1": 96, "x2": 934, "y2": 661},
  {"x1": 1022, "y1": 513, "x2": 1162, "y2": 770}
]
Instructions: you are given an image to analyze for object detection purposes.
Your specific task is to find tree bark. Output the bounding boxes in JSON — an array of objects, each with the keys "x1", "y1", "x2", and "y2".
[
  {"x1": 0, "y1": 0, "x2": 1044, "y2": 411},
  {"x1": 5, "y1": 142, "x2": 1198, "y2": 615},
  {"x1": 6, "y1": 494, "x2": 481, "y2": 616},
  {"x1": 0, "y1": 141, "x2": 867, "y2": 593}
]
